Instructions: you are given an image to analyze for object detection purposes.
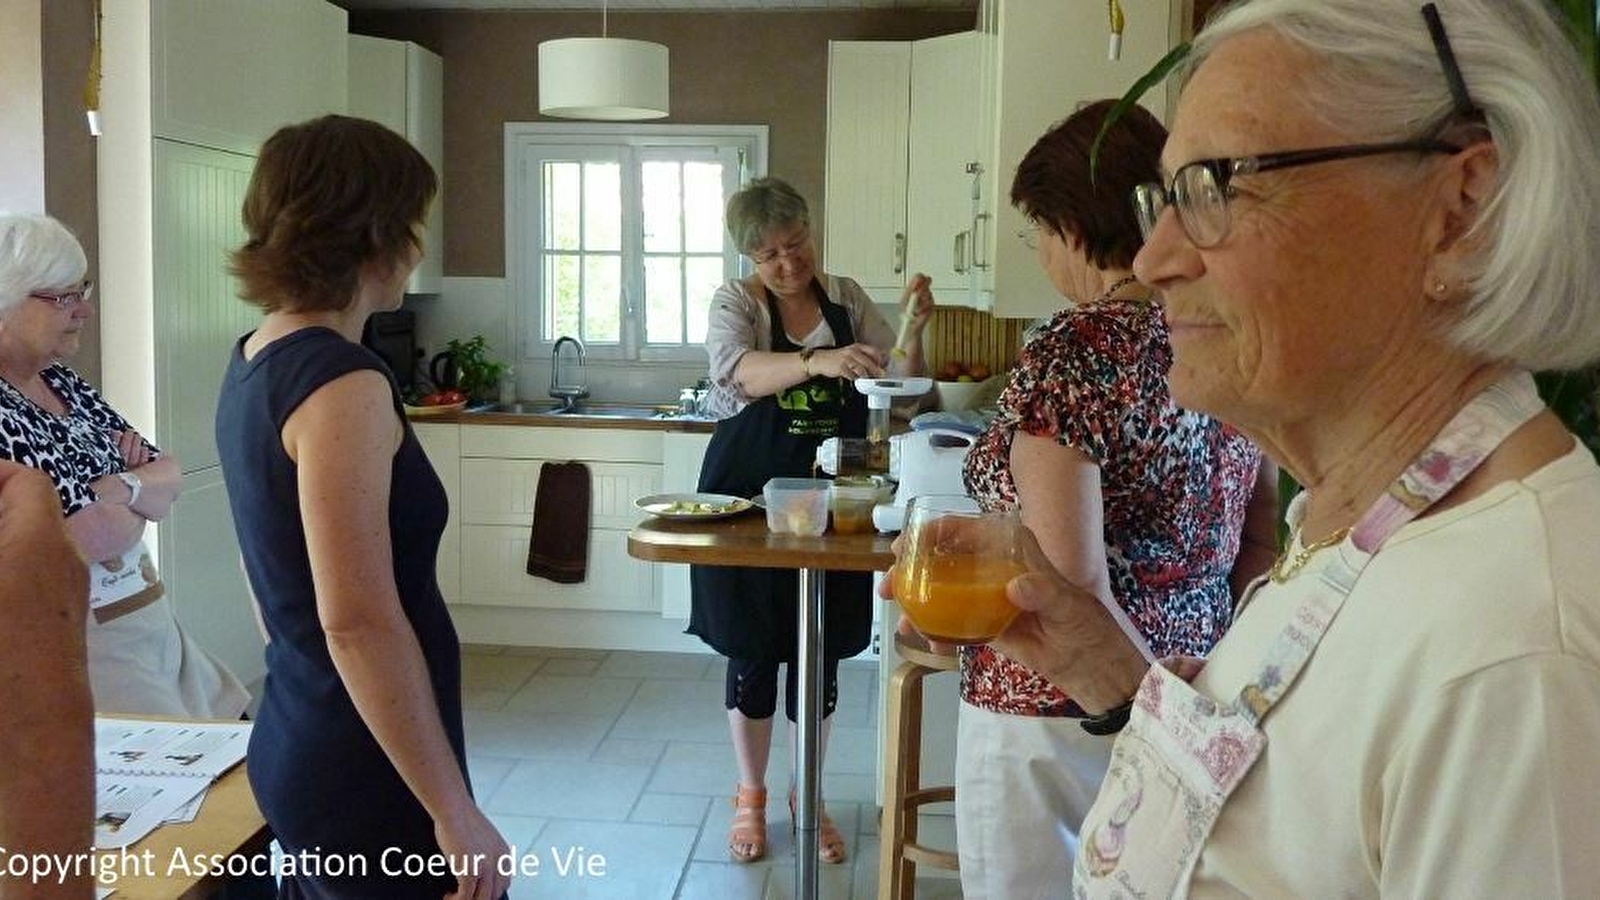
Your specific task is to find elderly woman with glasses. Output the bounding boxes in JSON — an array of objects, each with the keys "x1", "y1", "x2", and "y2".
[
  {"x1": 691, "y1": 176, "x2": 934, "y2": 865},
  {"x1": 931, "y1": 1, "x2": 1600, "y2": 896},
  {"x1": 0, "y1": 213, "x2": 248, "y2": 718},
  {"x1": 923, "y1": 100, "x2": 1274, "y2": 900}
]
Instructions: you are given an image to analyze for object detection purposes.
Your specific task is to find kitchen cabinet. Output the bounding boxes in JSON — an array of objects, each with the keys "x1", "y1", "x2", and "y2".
[
  {"x1": 413, "y1": 422, "x2": 461, "y2": 602},
  {"x1": 457, "y1": 426, "x2": 661, "y2": 614},
  {"x1": 906, "y1": 31, "x2": 987, "y2": 302},
  {"x1": 824, "y1": 34, "x2": 988, "y2": 309},
  {"x1": 99, "y1": 0, "x2": 348, "y2": 689},
  {"x1": 658, "y1": 431, "x2": 714, "y2": 620},
  {"x1": 976, "y1": 0, "x2": 1183, "y2": 318},
  {"x1": 151, "y1": 0, "x2": 347, "y2": 156},
  {"x1": 822, "y1": 41, "x2": 911, "y2": 303},
  {"x1": 348, "y1": 35, "x2": 445, "y2": 295}
]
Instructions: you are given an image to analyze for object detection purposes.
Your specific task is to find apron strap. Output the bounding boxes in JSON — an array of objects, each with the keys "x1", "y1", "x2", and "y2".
[{"x1": 1235, "y1": 371, "x2": 1545, "y2": 724}]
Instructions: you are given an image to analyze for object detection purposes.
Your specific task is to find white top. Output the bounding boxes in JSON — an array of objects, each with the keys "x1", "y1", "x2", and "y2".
[
  {"x1": 701, "y1": 274, "x2": 895, "y2": 419},
  {"x1": 1188, "y1": 441, "x2": 1600, "y2": 898}
]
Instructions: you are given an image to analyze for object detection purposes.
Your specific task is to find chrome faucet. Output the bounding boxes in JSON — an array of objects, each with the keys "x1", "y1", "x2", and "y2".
[{"x1": 549, "y1": 335, "x2": 589, "y2": 410}]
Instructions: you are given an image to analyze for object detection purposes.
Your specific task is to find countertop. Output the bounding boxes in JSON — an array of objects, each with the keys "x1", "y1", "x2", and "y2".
[{"x1": 406, "y1": 406, "x2": 718, "y2": 433}]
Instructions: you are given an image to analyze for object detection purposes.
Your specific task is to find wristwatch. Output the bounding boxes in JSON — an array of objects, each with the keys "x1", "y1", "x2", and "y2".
[
  {"x1": 798, "y1": 347, "x2": 816, "y2": 377},
  {"x1": 115, "y1": 471, "x2": 142, "y2": 508}
]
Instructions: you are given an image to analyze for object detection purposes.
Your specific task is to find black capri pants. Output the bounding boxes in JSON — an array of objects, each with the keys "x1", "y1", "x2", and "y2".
[{"x1": 725, "y1": 657, "x2": 840, "y2": 721}]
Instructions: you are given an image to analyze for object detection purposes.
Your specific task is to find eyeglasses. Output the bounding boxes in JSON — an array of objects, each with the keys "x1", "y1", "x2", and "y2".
[
  {"x1": 1133, "y1": 140, "x2": 1459, "y2": 247},
  {"x1": 1134, "y1": 2, "x2": 1481, "y2": 249},
  {"x1": 1016, "y1": 223, "x2": 1040, "y2": 250},
  {"x1": 748, "y1": 229, "x2": 811, "y2": 266},
  {"x1": 29, "y1": 281, "x2": 94, "y2": 310}
]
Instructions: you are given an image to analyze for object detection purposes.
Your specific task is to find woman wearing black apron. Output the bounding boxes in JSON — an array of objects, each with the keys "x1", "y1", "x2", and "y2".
[{"x1": 691, "y1": 177, "x2": 933, "y2": 865}]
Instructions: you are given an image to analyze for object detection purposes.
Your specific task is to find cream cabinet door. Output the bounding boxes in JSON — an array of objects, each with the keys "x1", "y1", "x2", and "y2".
[
  {"x1": 823, "y1": 41, "x2": 912, "y2": 303},
  {"x1": 458, "y1": 457, "x2": 661, "y2": 612},
  {"x1": 658, "y1": 431, "x2": 714, "y2": 620},
  {"x1": 906, "y1": 31, "x2": 987, "y2": 308},
  {"x1": 348, "y1": 35, "x2": 445, "y2": 295},
  {"x1": 979, "y1": 0, "x2": 1180, "y2": 318},
  {"x1": 413, "y1": 423, "x2": 461, "y2": 602}
]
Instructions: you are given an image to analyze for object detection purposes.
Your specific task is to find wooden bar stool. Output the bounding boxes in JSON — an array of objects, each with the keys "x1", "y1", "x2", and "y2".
[{"x1": 878, "y1": 631, "x2": 960, "y2": 899}]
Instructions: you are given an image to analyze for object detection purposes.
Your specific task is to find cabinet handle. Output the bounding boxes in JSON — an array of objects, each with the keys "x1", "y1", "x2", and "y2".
[
  {"x1": 953, "y1": 231, "x2": 969, "y2": 274},
  {"x1": 892, "y1": 232, "x2": 906, "y2": 275},
  {"x1": 971, "y1": 213, "x2": 992, "y2": 271}
]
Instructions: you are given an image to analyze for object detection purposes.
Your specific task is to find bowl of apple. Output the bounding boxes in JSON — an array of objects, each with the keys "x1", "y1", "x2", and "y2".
[{"x1": 934, "y1": 360, "x2": 993, "y2": 411}]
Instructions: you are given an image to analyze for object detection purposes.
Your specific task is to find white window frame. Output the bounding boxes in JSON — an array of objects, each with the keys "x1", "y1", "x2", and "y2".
[{"x1": 505, "y1": 122, "x2": 769, "y2": 365}]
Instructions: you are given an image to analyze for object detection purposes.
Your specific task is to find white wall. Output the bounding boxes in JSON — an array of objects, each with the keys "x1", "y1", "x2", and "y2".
[{"x1": 0, "y1": 0, "x2": 44, "y2": 212}]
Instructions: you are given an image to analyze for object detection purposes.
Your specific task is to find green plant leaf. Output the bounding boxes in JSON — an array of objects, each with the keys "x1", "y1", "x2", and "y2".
[{"x1": 1090, "y1": 41, "x2": 1192, "y2": 186}]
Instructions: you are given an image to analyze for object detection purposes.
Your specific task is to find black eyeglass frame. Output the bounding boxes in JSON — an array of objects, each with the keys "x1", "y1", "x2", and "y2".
[
  {"x1": 1134, "y1": 2, "x2": 1485, "y2": 249},
  {"x1": 1133, "y1": 139, "x2": 1461, "y2": 247}
]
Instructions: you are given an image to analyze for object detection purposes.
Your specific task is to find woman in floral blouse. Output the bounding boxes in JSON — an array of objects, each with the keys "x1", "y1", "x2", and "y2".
[{"x1": 950, "y1": 102, "x2": 1277, "y2": 898}]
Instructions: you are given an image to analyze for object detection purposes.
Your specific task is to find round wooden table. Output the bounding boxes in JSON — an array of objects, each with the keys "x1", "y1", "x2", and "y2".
[{"x1": 629, "y1": 512, "x2": 895, "y2": 900}]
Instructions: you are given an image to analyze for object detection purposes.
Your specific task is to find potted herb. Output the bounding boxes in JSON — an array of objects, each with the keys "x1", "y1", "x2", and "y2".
[{"x1": 437, "y1": 336, "x2": 508, "y2": 403}]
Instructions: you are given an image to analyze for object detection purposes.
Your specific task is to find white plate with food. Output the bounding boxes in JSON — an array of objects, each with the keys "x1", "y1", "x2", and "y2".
[{"x1": 635, "y1": 492, "x2": 755, "y2": 520}]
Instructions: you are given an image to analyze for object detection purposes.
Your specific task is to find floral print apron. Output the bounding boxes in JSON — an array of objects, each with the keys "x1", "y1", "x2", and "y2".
[{"x1": 1072, "y1": 371, "x2": 1544, "y2": 899}]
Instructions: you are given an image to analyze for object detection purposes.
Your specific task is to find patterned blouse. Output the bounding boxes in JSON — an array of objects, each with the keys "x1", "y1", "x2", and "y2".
[
  {"x1": 960, "y1": 299, "x2": 1261, "y2": 716},
  {"x1": 0, "y1": 364, "x2": 157, "y2": 516}
]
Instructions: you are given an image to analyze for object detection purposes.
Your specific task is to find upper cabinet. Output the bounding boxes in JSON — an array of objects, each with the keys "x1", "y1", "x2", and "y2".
[
  {"x1": 822, "y1": 41, "x2": 912, "y2": 303},
  {"x1": 906, "y1": 32, "x2": 987, "y2": 303},
  {"x1": 824, "y1": 35, "x2": 988, "y2": 310},
  {"x1": 152, "y1": 0, "x2": 347, "y2": 155},
  {"x1": 976, "y1": 0, "x2": 1182, "y2": 317},
  {"x1": 349, "y1": 36, "x2": 446, "y2": 295}
]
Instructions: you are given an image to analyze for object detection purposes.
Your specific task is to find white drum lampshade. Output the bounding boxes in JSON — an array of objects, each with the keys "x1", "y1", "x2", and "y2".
[{"x1": 538, "y1": 38, "x2": 670, "y2": 121}]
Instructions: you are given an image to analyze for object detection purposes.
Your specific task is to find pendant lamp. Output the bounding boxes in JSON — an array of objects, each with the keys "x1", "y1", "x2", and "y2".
[{"x1": 538, "y1": 2, "x2": 669, "y2": 121}]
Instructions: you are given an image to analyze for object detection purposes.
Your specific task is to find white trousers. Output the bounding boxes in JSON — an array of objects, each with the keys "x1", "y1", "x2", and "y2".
[{"x1": 954, "y1": 700, "x2": 1115, "y2": 900}]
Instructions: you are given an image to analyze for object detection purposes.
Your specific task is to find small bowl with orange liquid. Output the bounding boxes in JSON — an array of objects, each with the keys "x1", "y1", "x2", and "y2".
[{"x1": 891, "y1": 494, "x2": 1027, "y2": 644}]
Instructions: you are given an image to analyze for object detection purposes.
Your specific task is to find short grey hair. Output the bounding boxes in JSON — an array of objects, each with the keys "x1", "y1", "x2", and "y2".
[
  {"x1": 0, "y1": 213, "x2": 87, "y2": 315},
  {"x1": 725, "y1": 177, "x2": 810, "y2": 255},
  {"x1": 1190, "y1": 0, "x2": 1600, "y2": 370}
]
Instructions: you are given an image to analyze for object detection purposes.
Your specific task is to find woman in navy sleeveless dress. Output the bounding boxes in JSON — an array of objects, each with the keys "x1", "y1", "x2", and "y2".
[{"x1": 214, "y1": 115, "x2": 509, "y2": 900}]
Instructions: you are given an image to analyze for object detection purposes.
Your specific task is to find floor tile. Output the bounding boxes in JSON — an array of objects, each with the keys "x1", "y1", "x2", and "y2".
[
  {"x1": 597, "y1": 649, "x2": 717, "y2": 680},
  {"x1": 467, "y1": 754, "x2": 519, "y2": 801},
  {"x1": 462, "y1": 653, "x2": 544, "y2": 692},
  {"x1": 541, "y1": 656, "x2": 605, "y2": 675},
  {"x1": 675, "y1": 861, "x2": 771, "y2": 899},
  {"x1": 465, "y1": 708, "x2": 614, "y2": 759},
  {"x1": 520, "y1": 819, "x2": 698, "y2": 899},
  {"x1": 504, "y1": 673, "x2": 642, "y2": 717},
  {"x1": 630, "y1": 792, "x2": 711, "y2": 826},
  {"x1": 592, "y1": 736, "x2": 668, "y2": 766},
  {"x1": 486, "y1": 757, "x2": 653, "y2": 821},
  {"x1": 464, "y1": 688, "x2": 513, "y2": 711}
]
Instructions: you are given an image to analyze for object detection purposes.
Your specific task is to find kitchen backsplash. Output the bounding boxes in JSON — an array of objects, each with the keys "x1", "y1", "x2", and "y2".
[{"x1": 407, "y1": 276, "x2": 1029, "y2": 404}]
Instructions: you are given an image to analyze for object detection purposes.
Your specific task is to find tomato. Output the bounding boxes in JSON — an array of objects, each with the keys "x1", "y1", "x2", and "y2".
[
  {"x1": 440, "y1": 390, "x2": 468, "y2": 404},
  {"x1": 419, "y1": 392, "x2": 448, "y2": 406}
]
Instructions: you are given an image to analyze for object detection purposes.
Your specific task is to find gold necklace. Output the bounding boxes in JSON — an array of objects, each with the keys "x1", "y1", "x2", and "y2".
[{"x1": 1268, "y1": 525, "x2": 1351, "y2": 584}]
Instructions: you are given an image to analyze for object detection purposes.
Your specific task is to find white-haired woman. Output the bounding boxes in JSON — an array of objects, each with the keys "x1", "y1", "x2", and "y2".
[
  {"x1": 885, "y1": 0, "x2": 1600, "y2": 896},
  {"x1": 0, "y1": 213, "x2": 248, "y2": 718}
]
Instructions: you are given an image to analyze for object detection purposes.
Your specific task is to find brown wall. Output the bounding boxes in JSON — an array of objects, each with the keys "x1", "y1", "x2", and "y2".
[
  {"x1": 348, "y1": 9, "x2": 975, "y2": 277},
  {"x1": 40, "y1": 0, "x2": 101, "y2": 384}
]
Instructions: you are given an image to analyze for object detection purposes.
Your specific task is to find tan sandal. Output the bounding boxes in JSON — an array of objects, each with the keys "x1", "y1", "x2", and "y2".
[
  {"x1": 789, "y1": 788, "x2": 848, "y2": 865},
  {"x1": 728, "y1": 784, "x2": 768, "y2": 863}
]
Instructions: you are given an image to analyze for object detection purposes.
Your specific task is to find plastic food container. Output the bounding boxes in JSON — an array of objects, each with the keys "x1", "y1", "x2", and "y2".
[
  {"x1": 764, "y1": 477, "x2": 831, "y2": 536},
  {"x1": 830, "y1": 476, "x2": 888, "y2": 534}
]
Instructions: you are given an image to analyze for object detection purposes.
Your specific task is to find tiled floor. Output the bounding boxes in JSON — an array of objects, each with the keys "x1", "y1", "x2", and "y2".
[{"x1": 462, "y1": 644, "x2": 962, "y2": 900}]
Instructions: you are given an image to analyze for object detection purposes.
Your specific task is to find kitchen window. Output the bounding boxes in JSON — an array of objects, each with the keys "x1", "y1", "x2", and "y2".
[{"x1": 507, "y1": 123, "x2": 768, "y2": 364}]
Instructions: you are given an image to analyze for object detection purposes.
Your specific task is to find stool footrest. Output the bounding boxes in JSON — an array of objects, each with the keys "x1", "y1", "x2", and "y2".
[
  {"x1": 903, "y1": 843, "x2": 960, "y2": 871},
  {"x1": 901, "y1": 785, "x2": 955, "y2": 809}
]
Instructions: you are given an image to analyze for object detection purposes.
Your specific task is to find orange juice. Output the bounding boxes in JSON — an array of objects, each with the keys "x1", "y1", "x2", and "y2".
[{"x1": 893, "y1": 554, "x2": 1026, "y2": 644}]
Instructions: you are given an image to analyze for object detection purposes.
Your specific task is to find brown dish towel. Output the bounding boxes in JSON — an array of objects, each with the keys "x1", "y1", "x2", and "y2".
[{"x1": 525, "y1": 460, "x2": 591, "y2": 583}]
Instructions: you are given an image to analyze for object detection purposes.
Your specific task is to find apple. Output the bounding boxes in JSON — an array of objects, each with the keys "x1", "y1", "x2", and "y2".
[
  {"x1": 969, "y1": 363, "x2": 991, "y2": 381},
  {"x1": 937, "y1": 360, "x2": 966, "y2": 381}
]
